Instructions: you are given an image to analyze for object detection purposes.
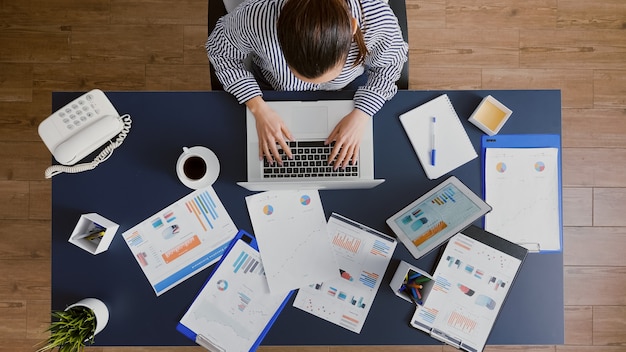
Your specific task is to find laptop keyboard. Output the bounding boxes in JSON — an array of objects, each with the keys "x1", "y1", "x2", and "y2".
[{"x1": 263, "y1": 140, "x2": 359, "y2": 178}]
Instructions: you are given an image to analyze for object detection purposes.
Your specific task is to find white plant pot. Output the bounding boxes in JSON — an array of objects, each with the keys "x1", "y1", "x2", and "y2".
[{"x1": 66, "y1": 298, "x2": 109, "y2": 336}]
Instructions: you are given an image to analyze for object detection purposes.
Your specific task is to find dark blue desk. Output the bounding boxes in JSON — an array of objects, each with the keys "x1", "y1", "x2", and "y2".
[{"x1": 51, "y1": 90, "x2": 564, "y2": 346}]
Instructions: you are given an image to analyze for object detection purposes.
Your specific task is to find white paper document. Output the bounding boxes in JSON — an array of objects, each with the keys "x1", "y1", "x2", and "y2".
[
  {"x1": 122, "y1": 186, "x2": 238, "y2": 295},
  {"x1": 411, "y1": 232, "x2": 522, "y2": 352},
  {"x1": 245, "y1": 190, "x2": 338, "y2": 293},
  {"x1": 484, "y1": 147, "x2": 561, "y2": 251},
  {"x1": 293, "y1": 213, "x2": 397, "y2": 333},
  {"x1": 178, "y1": 239, "x2": 291, "y2": 352}
]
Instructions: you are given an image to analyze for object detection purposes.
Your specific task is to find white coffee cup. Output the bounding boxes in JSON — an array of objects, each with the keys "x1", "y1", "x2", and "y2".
[{"x1": 176, "y1": 146, "x2": 220, "y2": 189}]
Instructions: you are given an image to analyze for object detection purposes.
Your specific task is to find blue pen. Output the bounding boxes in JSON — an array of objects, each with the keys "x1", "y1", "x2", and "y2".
[{"x1": 430, "y1": 117, "x2": 437, "y2": 166}]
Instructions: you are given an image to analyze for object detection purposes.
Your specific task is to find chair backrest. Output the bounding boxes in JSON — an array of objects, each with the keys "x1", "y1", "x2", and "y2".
[
  {"x1": 387, "y1": 0, "x2": 409, "y2": 89},
  {"x1": 207, "y1": 0, "x2": 408, "y2": 90}
]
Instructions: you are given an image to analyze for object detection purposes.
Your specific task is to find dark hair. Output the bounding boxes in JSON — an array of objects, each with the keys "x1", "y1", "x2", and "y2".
[{"x1": 277, "y1": 0, "x2": 368, "y2": 79}]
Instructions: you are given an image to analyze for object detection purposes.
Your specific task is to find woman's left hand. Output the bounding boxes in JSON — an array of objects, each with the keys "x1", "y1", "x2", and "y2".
[{"x1": 326, "y1": 108, "x2": 371, "y2": 169}]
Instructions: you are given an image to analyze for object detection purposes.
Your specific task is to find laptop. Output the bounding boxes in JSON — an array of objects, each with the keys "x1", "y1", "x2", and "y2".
[{"x1": 237, "y1": 100, "x2": 384, "y2": 191}]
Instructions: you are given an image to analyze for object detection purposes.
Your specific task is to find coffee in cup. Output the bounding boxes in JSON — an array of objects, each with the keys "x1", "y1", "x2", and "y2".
[{"x1": 176, "y1": 146, "x2": 220, "y2": 189}]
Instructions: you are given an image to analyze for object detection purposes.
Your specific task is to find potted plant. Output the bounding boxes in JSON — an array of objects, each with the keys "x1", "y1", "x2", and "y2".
[{"x1": 37, "y1": 298, "x2": 109, "y2": 352}]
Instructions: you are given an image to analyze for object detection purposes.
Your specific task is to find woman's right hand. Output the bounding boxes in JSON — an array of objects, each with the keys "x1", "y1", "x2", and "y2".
[{"x1": 245, "y1": 96, "x2": 294, "y2": 165}]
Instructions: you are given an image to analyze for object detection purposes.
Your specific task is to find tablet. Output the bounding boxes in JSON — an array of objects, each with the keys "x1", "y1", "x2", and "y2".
[{"x1": 386, "y1": 176, "x2": 492, "y2": 260}]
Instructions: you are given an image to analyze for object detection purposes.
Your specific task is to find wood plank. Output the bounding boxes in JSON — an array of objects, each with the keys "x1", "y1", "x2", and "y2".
[
  {"x1": 594, "y1": 188, "x2": 626, "y2": 226},
  {"x1": 258, "y1": 348, "x2": 328, "y2": 352},
  {"x1": 0, "y1": 220, "x2": 50, "y2": 260},
  {"x1": 0, "y1": 181, "x2": 29, "y2": 220},
  {"x1": 562, "y1": 188, "x2": 593, "y2": 226},
  {"x1": 0, "y1": 300, "x2": 27, "y2": 341},
  {"x1": 564, "y1": 227, "x2": 626, "y2": 266},
  {"x1": 562, "y1": 108, "x2": 626, "y2": 148},
  {"x1": 482, "y1": 69, "x2": 594, "y2": 109},
  {"x1": 145, "y1": 65, "x2": 211, "y2": 91},
  {"x1": 408, "y1": 29, "x2": 519, "y2": 68},
  {"x1": 29, "y1": 183, "x2": 51, "y2": 220},
  {"x1": 0, "y1": 0, "x2": 111, "y2": 26},
  {"x1": 520, "y1": 30, "x2": 626, "y2": 70},
  {"x1": 482, "y1": 346, "x2": 555, "y2": 352},
  {"x1": 0, "y1": 63, "x2": 33, "y2": 102},
  {"x1": 0, "y1": 259, "x2": 50, "y2": 300},
  {"x1": 0, "y1": 25, "x2": 71, "y2": 63},
  {"x1": 33, "y1": 63, "x2": 147, "y2": 91},
  {"x1": 564, "y1": 267, "x2": 626, "y2": 305},
  {"x1": 446, "y1": 0, "x2": 557, "y2": 29},
  {"x1": 0, "y1": 142, "x2": 51, "y2": 181},
  {"x1": 111, "y1": 0, "x2": 207, "y2": 25},
  {"x1": 594, "y1": 70, "x2": 626, "y2": 109},
  {"x1": 71, "y1": 25, "x2": 184, "y2": 64},
  {"x1": 409, "y1": 67, "x2": 482, "y2": 90},
  {"x1": 557, "y1": 0, "x2": 626, "y2": 30},
  {"x1": 557, "y1": 346, "x2": 626, "y2": 351},
  {"x1": 563, "y1": 306, "x2": 593, "y2": 345},
  {"x1": 406, "y1": 0, "x2": 446, "y2": 29},
  {"x1": 593, "y1": 306, "x2": 626, "y2": 346},
  {"x1": 184, "y1": 26, "x2": 209, "y2": 65},
  {"x1": 26, "y1": 299, "x2": 50, "y2": 340},
  {"x1": 332, "y1": 347, "x2": 442, "y2": 352},
  {"x1": 562, "y1": 148, "x2": 626, "y2": 187},
  {"x1": 0, "y1": 90, "x2": 52, "y2": 142}
]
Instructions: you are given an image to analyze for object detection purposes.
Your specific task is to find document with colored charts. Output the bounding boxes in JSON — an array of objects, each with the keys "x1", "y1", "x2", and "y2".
[
  {"x1": 245, "y1": 190, "x2": 338, "y2": 293},
  {"x1": 293, "y1": 213, "x2": 397, "y2": 333},
  {"x1": 410, "y1": 228, "x2": 526, "y2": 352},
  {"x1": 484, "y1": 147, "x2": 561, "y2": 252},
  {"x1": 122, "y1": 186, "x2": 238, "y2": 296}
]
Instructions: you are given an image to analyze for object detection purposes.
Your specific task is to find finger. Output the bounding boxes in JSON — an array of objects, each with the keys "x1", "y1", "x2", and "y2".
[
  {"x1": 339, "y1": 145, "x2": 355, "y2": 169},
  {"x1": 334, "y1": 144, "x2": 350, "y2": 170},
  {"x1": 328, "y1": 142, "x2": 340, "y2": 168},
  {"x1": 261, "y1": 142, "x2": 273, "y2": 164},
  {"x1": 351, "y1": 146, "x2": 360, "y2": 165},
  {"x1": 277, "y1": 138, "x2": 292, "y2": 159},
  {"x1": 258, "y1": 141, "x2": 264, "y2": 161},
  {"x1": 268, "y1": 141, "x2": 282, "y2": 165}
]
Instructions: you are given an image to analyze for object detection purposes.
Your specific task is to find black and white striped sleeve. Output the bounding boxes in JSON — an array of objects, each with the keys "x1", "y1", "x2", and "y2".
[
  {"x1": 354, "y1": 1, "x2": 408, "y2": 117},
  {"x1": 206, "y1": 3, "x2": 264, "y2": 104}
]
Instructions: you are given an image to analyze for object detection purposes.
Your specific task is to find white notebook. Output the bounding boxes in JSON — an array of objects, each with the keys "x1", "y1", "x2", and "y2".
[{"x1": 400, "y1": 94, "x2": 477, "y2": 179}]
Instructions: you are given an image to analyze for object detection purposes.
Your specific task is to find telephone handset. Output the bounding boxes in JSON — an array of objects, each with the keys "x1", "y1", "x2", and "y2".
[{"x1": 38, "y1": 89, "x2": 132, "y2": 178}]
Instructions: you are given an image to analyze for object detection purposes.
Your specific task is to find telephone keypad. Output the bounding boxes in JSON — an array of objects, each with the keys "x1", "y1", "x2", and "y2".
[{"x1": 58, "y1": 94, "x2": 99, "y2": 130}]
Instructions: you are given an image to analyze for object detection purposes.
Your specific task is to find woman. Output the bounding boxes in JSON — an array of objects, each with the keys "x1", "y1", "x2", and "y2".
[{"x1": 207, "y1": 0, "x2": 407, "y2": 169}]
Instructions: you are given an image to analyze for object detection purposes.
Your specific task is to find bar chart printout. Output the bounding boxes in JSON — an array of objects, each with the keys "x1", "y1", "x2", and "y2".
[
  {"x1": 293, "y1": 213, "x2": 397, "y2": 333},
  {"x1": 410, "y1": 232, "x2": 522, "y2": 351},
  {"x1": 178, "y1": 239, "x2": 291, "y2": 351},
  {"x1": 122, "y1": 186, "x2": 238, "y2": 295}
]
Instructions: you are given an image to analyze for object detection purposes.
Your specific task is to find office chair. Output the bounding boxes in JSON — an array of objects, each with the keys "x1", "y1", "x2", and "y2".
[{"x1": 207, "y1": 0, "x2": 409, "y2": 90}]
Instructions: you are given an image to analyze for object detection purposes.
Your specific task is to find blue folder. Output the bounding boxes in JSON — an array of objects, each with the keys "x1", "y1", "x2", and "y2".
[
  {"x1": 176, "y1": 230, "x2": 294, "y2": 351},
  {"x1": 481, "y1": 134, "x2": 563, "y2": 253}
]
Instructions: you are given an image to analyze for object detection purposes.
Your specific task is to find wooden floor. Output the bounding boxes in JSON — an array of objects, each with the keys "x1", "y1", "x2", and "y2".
[{"x1": 1, "y1": 0, "x2": 625, "y2": 351}]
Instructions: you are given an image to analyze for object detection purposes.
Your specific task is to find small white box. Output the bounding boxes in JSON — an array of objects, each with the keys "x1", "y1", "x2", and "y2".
[
  {"x1": 468, "y1": 95, "x2": 513, "y2": 136},
  {"x1": 389, "y1": 260, "x2": 434, "y2": 305},
  {"x1": 68, "y1": 213, "x2": 119, "y2": 254}
]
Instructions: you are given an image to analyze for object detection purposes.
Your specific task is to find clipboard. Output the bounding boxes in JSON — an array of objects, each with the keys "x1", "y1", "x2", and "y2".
[
  {"x1": 481, "y1": 134, "x2": 563, "y2": 252},
  {"x1": 410, "y1": 225, "x2": 528, "y2": 352},
  {"x1": 177, "y1": 230, "x2": 294, "y2": 351}
]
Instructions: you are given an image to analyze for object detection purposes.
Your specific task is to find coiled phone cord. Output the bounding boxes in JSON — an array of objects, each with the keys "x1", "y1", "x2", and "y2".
[{"x1": 44, "y1": 114, "x2": 132, "y2": 179}]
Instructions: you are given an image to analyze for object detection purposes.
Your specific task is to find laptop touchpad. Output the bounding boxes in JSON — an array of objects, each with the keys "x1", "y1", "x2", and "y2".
[{"x1": 291, "y1": 106, "x2": 328, "y2": 133}]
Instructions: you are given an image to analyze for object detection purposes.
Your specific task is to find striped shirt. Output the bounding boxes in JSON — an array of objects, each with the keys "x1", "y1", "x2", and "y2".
[{"x1": 206, "y1": 0, "x2": 408, "y2": 117}]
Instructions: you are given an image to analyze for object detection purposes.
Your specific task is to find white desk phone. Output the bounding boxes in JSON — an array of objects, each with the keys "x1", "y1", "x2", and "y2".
[{"x1": 38, "y1": 89, "x2": 132, "y2": 178}]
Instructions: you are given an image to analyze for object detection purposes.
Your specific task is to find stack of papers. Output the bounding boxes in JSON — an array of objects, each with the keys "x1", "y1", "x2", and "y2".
[{"x1": 245, "y1": 191, "x2": 397, "y2": 333}]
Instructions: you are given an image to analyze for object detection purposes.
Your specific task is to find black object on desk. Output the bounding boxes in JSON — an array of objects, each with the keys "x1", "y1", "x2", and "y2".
[{"x1": 51, "y1": 90, "x2": 564, "y2": 346}]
